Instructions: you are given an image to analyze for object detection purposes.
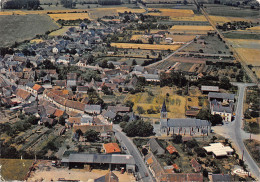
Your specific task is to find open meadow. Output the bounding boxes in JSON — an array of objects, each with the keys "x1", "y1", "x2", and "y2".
[
  {"x1": 0, "y1": 15, "x2": 59, "y2": 47},
  {"x1": 125, "y1": 87, "x2": 186, "y2": 118},
  {"x1": 111, "y1": 43, "x2": 181, "y2": 50},
  {"x1": 0, "y1": 159, "x2": 34, "y2": 181}
]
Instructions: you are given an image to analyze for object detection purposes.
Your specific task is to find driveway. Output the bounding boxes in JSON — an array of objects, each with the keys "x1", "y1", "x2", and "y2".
[{"x1": 212, "y1": 83, "x2": 259, "y2": 180}]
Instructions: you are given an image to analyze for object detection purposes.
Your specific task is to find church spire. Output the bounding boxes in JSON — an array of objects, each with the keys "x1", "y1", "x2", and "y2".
[{"x1": 161, "y1": 100, "x2": 167, "y2": 119}]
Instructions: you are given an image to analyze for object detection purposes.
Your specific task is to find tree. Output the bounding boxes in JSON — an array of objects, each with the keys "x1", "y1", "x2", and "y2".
[
  {"x1": 76, "y1": 129, "x2": 83, "y2": 137},
  {"x1": 220, "y1": 76, "x2": 231, "y2": 90},
  {"x1": 123, "y1": 120, "x2": 154, "y2": 137},
  {"x1": 194, "y1": 147, "x2": 206, "y2": 157},
  {"x1": 142, "y1": 148, "x2": 148, "y2": 156},
  {"x1": 27, "y1": 115, "x2": 38, "y2": 125},
  {"x1": 186, "y1": 140, "x2": 198, "y2": 148},
  {"x1": 132, "y1": 59, "x2": 137, "y2": 66},
  {"x1": 173, "y1": 134, "x2": 182, "y2": 144},
  {"x1": 108, "y1": 62, "x2": 115, "y2": 69},
  {"x1": 58, "y1": 116, "x2": 66, "y2": 125},
  {"x1": 84, "y1": 129, "x2": 100, "y2": 142},
  {"x1": 137, "y1": 106, "x2": 145, "y2": 114},
  {"x1": 210, "y1": 114, "x2": 223, "y2": 126},
  {"x1": 211, "y1": 136, "x2": 217, "y2": 143},
  {"x1": 148, "y1": 37, "x2": 154, "y2": 44}
]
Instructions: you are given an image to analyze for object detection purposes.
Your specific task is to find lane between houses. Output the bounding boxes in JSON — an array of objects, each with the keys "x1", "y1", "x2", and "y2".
[{"x1": 113, "y1": 125, "x2": 156, "y2": 182}]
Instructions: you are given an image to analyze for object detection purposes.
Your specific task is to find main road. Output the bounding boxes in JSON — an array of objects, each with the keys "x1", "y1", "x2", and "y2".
[
  {"x1": 213, "y1": 83, "x2": 259, "y2": 180},
  {"x1": 113, "y1": 125, "x2": 155, "y2": 182}
]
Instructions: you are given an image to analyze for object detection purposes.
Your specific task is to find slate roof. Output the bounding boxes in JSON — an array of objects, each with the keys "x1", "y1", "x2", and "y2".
[
  {"x1": 64, "y1": 154, "x2": 135, "y2": 165},
  {"x1": 73, "y1": 124, "x2": 113, "y2": 133},
  {"x1": 107, "y1": 106, "x2": 130, "y2": 113},
  {"x1": 161, "y1": 100, "x2": 167, "y2": 113},
  {"x1": 85, "y1": 104, "x2": 101, "y2": 113},
  {"x1": 160, "y1": 118, "x2": 211, "y2": 128},
  {"x1": 201, "y1": 85, "x2": 219, "y2": 92},
  {"x1": 211, "y1": 100, "x2": 233, "y2": 113},
  {"x1": 147, "y1": 138, "x2": 165, "y2": 155},
  {"x1": 208, "y1": 92, "x2": 235, "y2": 100},
  {"x1": 94, "y1": 172, "x2": 119, "y2": 182},
  {"x1": 210, "y1": 174, "x2": 231, "y2": 182},
  {"x1": 102, "y1": 110, "x2": 117, "y2": 119}
]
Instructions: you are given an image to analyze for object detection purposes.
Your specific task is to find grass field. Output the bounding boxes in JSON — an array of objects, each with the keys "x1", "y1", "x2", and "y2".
[
  {"x1": 0, "y1": 159, "x2": 34, "y2": 181},
  {"x1": 0, "y1": 9, "x2": 90, "y2": 15},
  {"x1": 252, "y1": 67, "x2": 260, "y2": 79},
  {"x1": 30, "y1": 39, "x2": 44, "y2": 43},
  {"x1": 0, "y1": 15, "x2": 59, "y2": 47},
  {"x1": 49, "y1": 26, "x2": 77, "y2": 36},
  {"x1": 111, "y1": 43, "x2": 181, "y2": 50},
  {"x1": 48, "y1": 13, "x2": 90, "y2": 21},
  {"x1": 125, "y1": 87, "x2": 186, "y2": 118}
]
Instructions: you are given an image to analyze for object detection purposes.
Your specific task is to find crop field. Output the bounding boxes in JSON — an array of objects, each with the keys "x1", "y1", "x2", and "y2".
[
  {"x1": 0, "y1": 159, "x2": 34, "y2": 181},
  {"x1": 204, "y1": 4, "x2": 260, "y2": 17},
  {"x1": 170, "y1": 15, "x2": 207, "y2": 22},
  {"x1": 209, "y1": 16, "x2": 254, "y2": 24},
  {"x1": 48, "y1": 13, "x2": 90, "y2": 21},
  {"x1": 235, "y1": 48, "x2": 260, "y2": 66},
  {"x1": 111, "y1": 43, "x2": 181, "y2": 50},
  {"x1": 227, "y1": 39, "x2": 260, "y2": 49},
  {"x1": 125, "y1": 86, "x2": 186, "y2": 118},
  {"x1": 171, "y1": 25, "x2": 214, "y2": 31},
  {"x1": 147, "y1": 8, "x2": 194, "y2": 18},
  {"x1": 30, "y1": 39, "x2": 44, "y2": 43},
  {"x1": 0, "y1": 15, "x2": 59, "y2": 47}
]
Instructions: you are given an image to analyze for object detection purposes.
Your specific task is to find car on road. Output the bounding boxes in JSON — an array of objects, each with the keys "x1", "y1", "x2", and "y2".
[{"x1": 122, "y1": 146, "x2": 127, "y2": 150}]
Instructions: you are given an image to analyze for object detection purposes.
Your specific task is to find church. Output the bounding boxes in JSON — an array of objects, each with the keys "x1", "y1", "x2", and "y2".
[{"x1": 160, "y1": 101, "x2": 211, "y2": 136}]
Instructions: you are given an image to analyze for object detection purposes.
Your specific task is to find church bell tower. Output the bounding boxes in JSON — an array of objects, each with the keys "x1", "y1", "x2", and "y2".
[{"x1": 161, "y1": 100, "x2": 167, "y2": 119}]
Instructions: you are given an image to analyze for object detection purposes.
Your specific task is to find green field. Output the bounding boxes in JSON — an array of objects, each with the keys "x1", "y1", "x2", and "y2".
[{"x1": 0, "y1": 14, "x2": 59, "y2": 47}]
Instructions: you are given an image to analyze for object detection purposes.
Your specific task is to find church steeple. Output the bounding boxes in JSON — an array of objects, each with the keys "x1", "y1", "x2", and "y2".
[{"x1": 161, "y1": 100, "x2": 167, "y2": 119}]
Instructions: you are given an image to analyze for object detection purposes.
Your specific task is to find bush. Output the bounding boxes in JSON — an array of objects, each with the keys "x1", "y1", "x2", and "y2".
[{"x1": 84, "y1": 129, "x2": 100, "y2": 142}]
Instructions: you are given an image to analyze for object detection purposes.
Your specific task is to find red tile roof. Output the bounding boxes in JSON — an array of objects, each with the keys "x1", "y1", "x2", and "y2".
[
  {"x1": 54, "y1": 109, "x2": 64, "y2": 117},
  {"x1": 32, "y1": 84, "x2": 43, "y2": 91},
  {"x1": 166, "y1": 145, "x2": 178, "y2": 154},
  {"x1": 16, "y1": 89, "x2": 31, "y2": 100},
  {"x1": 103, "y1": 143, "x2": 121, "y2": 154}
]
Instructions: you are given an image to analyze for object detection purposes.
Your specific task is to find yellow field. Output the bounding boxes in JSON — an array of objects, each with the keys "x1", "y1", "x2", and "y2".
[
  {"x1": 125, "y1": 87, "x2": 186, "y2": 118},
  {"x1": 240, "y1": 26, "x2": 260, "y2": 33},
  {"x1": 49, "y1": 26, "x2": 76, "y2": 36},
  {"x1": 235, "y1": 48, "x2": 260, "y2": 66},
  {"x1": 48, "y1": 13, "x2": 90, "y2": 21},
  {"x1": 30, "y1": 39, "x2": 44, "y2": 43},
  {"x1": 227, "y1": 38, "x2": 260, "y2": 45},
  {"x1": 209, "y1": 16, "x2": 251, "y2": 24},
  {"x1": 0, "y1": 9, "x2": 90, "y2": 15},
  {"x1": 111, "y1": 43, "x2": 181, "y2": 50},
  {"x1": 252, "y1": 67, "x2": 260, "y2": 79},
  {"x1": 171, "y1": 25, "x2": 214, "y2": 31},
  {"x1": 171, "y1": 15, "x2": 207, "y2": 22}
]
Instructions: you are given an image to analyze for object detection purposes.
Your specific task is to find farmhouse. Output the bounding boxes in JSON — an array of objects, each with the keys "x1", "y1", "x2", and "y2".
[
  {"x1": 208, "y1": 92, "x2": 235, "y2": 103},
  {"x1": 61, "y1": 153, "x2": 135, "y2": 173},
  {"x1": 210, "y1": 99, "x2": 233, "y2": 122}
]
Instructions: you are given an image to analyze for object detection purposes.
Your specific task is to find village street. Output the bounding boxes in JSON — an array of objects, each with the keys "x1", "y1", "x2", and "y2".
[
  {"x1": 212, "y1": 82, "x2": 259, "y2": 180},
  {"x1": 114, "y1": 125, "x2": 156, "y2": 182}
]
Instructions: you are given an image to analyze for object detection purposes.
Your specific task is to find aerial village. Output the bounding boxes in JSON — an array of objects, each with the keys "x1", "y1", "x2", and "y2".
[{"x1": 0, "y1": 0, "x2": 259, "y2": 181}]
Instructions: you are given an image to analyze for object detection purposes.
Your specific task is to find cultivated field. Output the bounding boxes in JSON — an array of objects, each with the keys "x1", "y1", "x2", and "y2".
[
  {"x1": 209, "y1": 16, "x2": 255, "y2": 24},
  {"x1": 111, "y1": 43, "x2": 181, "y2": 50},
  {"x1": 149, "y1": 8, "x2": 194, "y2": 18},
  {"x1": 0, "y1": 15, "x2": 59, "y2": 47},
  {"x1": 170, "y1": 15, "x2": 207, "y2": 22},
  {"x1": 0, "y1": 9, "x2": 90, "y2": 15},
  {"x1": 171, "y1": 25, "x2": 214, "y2": 31},
  {"x1": 0, "y1": 159, "x2": 34, "y2": 181},
  {"x1": 235, "y1": 48, "x2": 260, "y2": 66},
  {"x1": 48, "y1": 13, "x2": 90, "y2": 21}
]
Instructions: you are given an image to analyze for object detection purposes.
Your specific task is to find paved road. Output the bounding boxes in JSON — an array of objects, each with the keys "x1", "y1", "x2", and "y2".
[
  {"x1": 113, "y1": 125, "x2": 155, "y2": 182},
  {"x1": 213, "y1": 83, "x2": 259, "y2": 180}
]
